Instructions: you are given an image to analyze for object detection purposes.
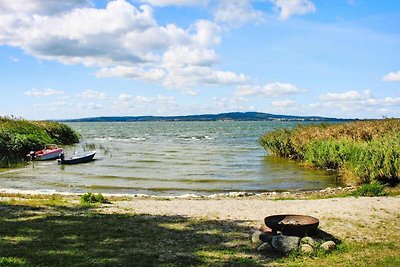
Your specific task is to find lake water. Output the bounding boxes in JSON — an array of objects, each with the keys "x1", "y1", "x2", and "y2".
[{"x1": 0, "y1": 121, "x2": 339, "y2": 195}]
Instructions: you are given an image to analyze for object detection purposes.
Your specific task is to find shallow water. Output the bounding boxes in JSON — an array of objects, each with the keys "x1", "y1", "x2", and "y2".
[{"x1": 0, "y1": 121, "x2": 339, "y2": 195}]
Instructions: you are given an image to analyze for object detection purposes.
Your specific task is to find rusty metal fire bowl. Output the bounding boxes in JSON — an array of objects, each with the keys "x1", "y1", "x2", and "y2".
[{"x1": 264, "y1": 214, "x2": 319, "y2": 236}]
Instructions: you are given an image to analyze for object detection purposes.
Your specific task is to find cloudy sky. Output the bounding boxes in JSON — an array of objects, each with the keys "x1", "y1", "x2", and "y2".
[{"x1": 0, "y1": 0, "x2": 399, "y2": 120}]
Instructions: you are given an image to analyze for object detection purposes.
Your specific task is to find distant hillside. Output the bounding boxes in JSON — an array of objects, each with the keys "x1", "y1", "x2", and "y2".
[{"x1": 61, "y1": 112, "x2": 348, "y2": 122}]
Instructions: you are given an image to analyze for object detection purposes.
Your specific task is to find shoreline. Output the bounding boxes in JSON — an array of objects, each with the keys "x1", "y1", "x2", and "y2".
[{"x1": 0, "y1": 186, "x2": 357, "y2": 200}]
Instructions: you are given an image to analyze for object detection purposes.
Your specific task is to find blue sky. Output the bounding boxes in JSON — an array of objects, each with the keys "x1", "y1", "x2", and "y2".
[{"x1": 0, "y1": 0, "x2": 399, "y2": 120}]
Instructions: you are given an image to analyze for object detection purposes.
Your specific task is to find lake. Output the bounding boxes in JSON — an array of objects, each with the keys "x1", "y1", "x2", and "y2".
[{"x1": 0, "y1": 121, "x2": 339, "y2": 195}]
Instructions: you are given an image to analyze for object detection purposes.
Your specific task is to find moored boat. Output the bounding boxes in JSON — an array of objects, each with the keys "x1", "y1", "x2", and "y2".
[
  {"x1": 28, "y1": 144, "x2": 64, "y2": 160},
  {"x1": 58, "y1": 151, "x2": 96, "y2": 165}
]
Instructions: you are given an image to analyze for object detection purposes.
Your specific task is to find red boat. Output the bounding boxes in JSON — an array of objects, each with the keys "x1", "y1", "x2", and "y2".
[{"x1": 28, "y1": 144, "x2": 64, "y2": 160}]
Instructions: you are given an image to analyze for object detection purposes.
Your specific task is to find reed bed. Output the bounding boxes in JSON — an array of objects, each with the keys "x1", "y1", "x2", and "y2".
[
  {"x1": 0, "y1": 117, "x2": 79, "y2": 167},
  {"x1": 259, "y1": 119, "x2": 400, "y2": 184}
]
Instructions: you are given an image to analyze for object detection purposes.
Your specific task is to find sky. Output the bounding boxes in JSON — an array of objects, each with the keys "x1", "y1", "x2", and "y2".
[{"x1": 0, "y1": 0, "x2": 399, "y2": 120}]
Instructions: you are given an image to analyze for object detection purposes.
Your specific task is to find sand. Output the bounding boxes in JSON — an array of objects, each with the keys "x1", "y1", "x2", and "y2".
[
  {"x1": 102, "y1": 193, "x2": 400, "y2": 242},
  {"x1": 2, "y1": 187, "x2": 399, "y2": 242}
]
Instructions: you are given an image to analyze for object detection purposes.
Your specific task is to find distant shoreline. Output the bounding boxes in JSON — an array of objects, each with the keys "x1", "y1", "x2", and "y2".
[{"x1": 59, "y1": 111, "x2": 352, "y2": 123}]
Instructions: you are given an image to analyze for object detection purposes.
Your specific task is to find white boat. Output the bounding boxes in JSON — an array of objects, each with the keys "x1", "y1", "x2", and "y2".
[{"x1": 28, "y1": 144, "x2": 64, "y2": 161}]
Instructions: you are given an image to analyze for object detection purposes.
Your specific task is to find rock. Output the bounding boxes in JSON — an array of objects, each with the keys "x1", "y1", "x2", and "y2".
[
  {"x1": 258, "y1": 242, "x2": 273, "y2": 252},
  {"x1": 271, "y1": 235, "x2": 300, "y2": 254},
  {"x1": 300, "y1": 244, "x2": 314, "y2": 253},
  {"x1": 320, "y1": 241, "x2": 336, "y2": 251},
  {"x1": 260, "y1": 232, "x2": 274, "y2": 243},
  {"x1": 251, "y1": 230, "x2": 262, "y2": 244},
  {"x1": 259, "y1": 224, "x2": 272, "y2": 233},
  {"x1": 301, "y1": 236, "x2": 316, "y2": 246}
]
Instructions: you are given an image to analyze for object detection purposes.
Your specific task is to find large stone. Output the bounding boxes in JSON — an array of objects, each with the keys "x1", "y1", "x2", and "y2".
[
  {"x1": 300, "y1": 244, "x2": 314, "y2": 254},
  {"x1": 320, "y1": 241, "x2": 336, "y2": 251},
  {"x1": 271, "y1": 235, "x2": 300, "y2": 254},
  {"x1": 260, "y1": 232, "x2": 274, "y2": 243},
  {"x1": 258, "y1": 242, "x2": 273, "y2": 252},
  {"x1": 251, "y1": 230, "x2": 262, "y2": 244},
  {"x1": 301, "y1": 236, "x2": 316, "y2": 246}
]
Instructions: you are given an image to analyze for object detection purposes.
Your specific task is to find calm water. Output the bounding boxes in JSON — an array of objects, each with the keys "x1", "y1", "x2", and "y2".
[{"x1": 0, "y1": 121, "x2": 338, "y2": 195}]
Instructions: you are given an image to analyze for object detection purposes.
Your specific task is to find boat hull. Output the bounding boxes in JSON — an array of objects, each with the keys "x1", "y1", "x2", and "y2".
[
  {"x1": 34, "y1": 148, "x2": 64, "y2": 160},
  {"x1": 59, "y1": 151, "x2": 96, "y2": 164}
]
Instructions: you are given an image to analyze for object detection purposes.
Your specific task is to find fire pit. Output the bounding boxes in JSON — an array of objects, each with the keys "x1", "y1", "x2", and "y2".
[{"x1": 264, "y1": 214, "x2": 319, "y2": 236}]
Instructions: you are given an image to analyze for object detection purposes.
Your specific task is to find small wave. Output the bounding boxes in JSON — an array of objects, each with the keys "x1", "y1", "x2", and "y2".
[
  {"x1": 131, "y1": 137, "x2": 146, "y2": 141},
  {"x1": 180, "y1": 135, "x2": 214, "y2": 141},
  {"x1": 136, "y1": 159, "x2": 162, "y2": 163},
  {"x1": 95, "y1": 137, "x2": 114, "y2": 141}
]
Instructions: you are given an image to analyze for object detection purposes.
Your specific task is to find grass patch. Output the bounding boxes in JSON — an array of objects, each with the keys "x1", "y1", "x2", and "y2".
[
  {"x1": 352, "y1": 182, "x2": 388, "y2": 197},
  {"x1": 80, "y1": 192, "x2": 110, "y2": 205}
]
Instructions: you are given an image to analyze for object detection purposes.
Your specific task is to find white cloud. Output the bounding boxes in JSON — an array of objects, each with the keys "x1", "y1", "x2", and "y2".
[
  {"x1": 77, "y1": 102, "x2": 105, "y2": 110},
  {"x1": 163, "y1": 45, "x2": 219, "y2": 68},
  {"x1": 235, "y1": 82, "x2": 306, "y2": 97},
  {"x1": 382, "y1": 70, "x2": 400, "y2": 82},
  {"x1": 313, "y1": 90, "x2": 400, "y2": 116},
  {"x1": 163, "y1": 65, "x2": 248, "y2": 89},
  {"x1": 271, "y1": 99, "x2": 296, "y2": 107},
  {"x1": 0, "y1": 0, "x2": 91, "y2": 15},
  {"x1": 382, "y1": 97, "x2": 400, "y2": 105},
  {"x1": 96, "y1": 66, "x2": 165, "y2": 81},
  {"x1": 214, "y1": 0, "x2": 265, "y2": 27},
  {"x1": 24, "y1": 88, "x2": 63, "y2": 97},
  {"x1": 319, "y1": 90, "x2": 373, "y2": 101},
  {"x1": 271, "y1": 0, "x2": 316, "y2": 20},
  {"x1": 0, "y1": 0, "x2": 249, "y2": 93},
  {"x1": 141, "y1": 0, "x2": 208, "y2": 6},
  {"x1": 34, "y1": 101, "x2": 72, "y2": 108},
  {"x1": 76, "y1": 90, "x2": 108, "y2": 100},
  {"x1": 114, "y1": 93, "x2": 182, "y2": 114},
  {"x1": 190, "y1": 20, "x2": 221, "y2": 47}
]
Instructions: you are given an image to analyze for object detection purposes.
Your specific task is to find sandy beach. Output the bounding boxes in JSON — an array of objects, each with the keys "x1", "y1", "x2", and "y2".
[
  {"x1": 3, "y1": 187, "x2": 397, "y2": 243},
  {"x1": 100, "y1": 195, "x2": 399, "y2": 242}
]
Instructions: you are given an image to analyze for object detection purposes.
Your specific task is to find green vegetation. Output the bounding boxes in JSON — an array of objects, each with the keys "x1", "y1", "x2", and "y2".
[
  {"x1": 259, "y1": 119, "x2": 400, "y2": 185},
  {"x1": 0, "y1": 116, "x2": 79, "y2": 167},
  {"x1": 352, "y1": 182, "x2": 388, "y2": 197},
  {"x1": 0, "y1": 194, "x2": 399, "y2": 266},
  {"x1": 80, "y1": 192, "x2": 110, "y2": 205}
]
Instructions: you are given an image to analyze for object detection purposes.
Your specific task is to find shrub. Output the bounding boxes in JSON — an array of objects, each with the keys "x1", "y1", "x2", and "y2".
[
  {"x1": 80, "y1": 192, "x2": 110, "y2": 205},
  {"x1": 0, "y1": 117, "x2": 79, "y2": 167},
  {"x1": 352, "y1": 183, "x2": 387, "y2": 197}
]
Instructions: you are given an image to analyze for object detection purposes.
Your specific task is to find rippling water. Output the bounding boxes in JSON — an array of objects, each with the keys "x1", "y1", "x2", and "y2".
[{"x1": 0, "y1": 121, "x2": 338, "y2": 195}]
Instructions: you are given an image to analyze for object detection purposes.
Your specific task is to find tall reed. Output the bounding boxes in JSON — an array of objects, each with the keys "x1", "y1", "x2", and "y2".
[{"x1": 259, "y1": 119, "x2": 400, "y2": 184}]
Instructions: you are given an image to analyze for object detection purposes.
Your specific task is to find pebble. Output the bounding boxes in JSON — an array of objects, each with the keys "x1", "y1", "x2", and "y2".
[
  {"x1": 251, "y1": 230, "x2": 262, "y2": 244},
  {"x1": 300, "y1": 244, "x2": 314, "y2": 253},
  {"x1": 301, "y1": 236, "x2": 316, "y2": 246},
  {"x1": 320, "y1": 241, "x2": 336, "y2": 251}
]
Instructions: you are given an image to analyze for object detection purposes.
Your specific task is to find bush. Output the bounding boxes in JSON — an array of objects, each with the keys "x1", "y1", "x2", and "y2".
[
  {"x1": 80, "y1": 192, "x2": 110, "y2": 205},
  {"x1": 352, "y1": 183, "x2": 387, "y2": 197},
  {"x1": 0, "y1": 117, "x2": 79, "y2": 167}
]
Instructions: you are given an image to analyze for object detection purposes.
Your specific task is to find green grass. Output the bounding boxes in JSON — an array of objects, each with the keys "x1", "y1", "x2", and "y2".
[
  {"x1": 1, "y1": 194, "x2": 399, "y2": 266},
  {"x1": 80, "y1": 192, "x2": 110, "y2": 205},
  {"x1": 352, "y1": 182, "x2": 388, "y2": 197},
  {"x1": 259, "y1": 119, "x2": 400, "y2": 185},
  {"x1": 0, "y1": 116, "x2": 79, "y2": 167}
]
